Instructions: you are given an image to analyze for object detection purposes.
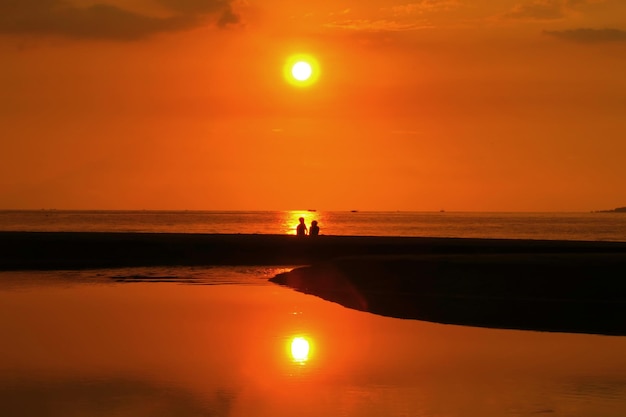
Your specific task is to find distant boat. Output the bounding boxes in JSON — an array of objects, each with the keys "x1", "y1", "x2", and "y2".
[
  {"x1": 307, "y1": 209, "x2": 316, "y2": 212},
  {"x1": 350, "y1": 210, "x2": 358, "y2": 213}
]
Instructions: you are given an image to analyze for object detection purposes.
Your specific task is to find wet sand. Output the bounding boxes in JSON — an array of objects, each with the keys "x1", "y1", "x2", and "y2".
[{"x1": 1, "y1": 231, "x2": 626, "y2": 270}]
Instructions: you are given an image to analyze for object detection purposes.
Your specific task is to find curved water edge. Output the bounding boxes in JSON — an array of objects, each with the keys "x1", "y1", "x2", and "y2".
[{"x1": 270, "y1": 253, "x2": 626, "y2": 336}]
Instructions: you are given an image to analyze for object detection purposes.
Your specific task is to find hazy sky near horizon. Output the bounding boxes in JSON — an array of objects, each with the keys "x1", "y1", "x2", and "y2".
[{"x1": 2, "y1": 0, "x2": 626, "y2": 211}]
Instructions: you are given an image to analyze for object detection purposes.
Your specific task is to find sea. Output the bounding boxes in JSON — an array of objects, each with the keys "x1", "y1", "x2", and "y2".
[
  {"x1": 1, "y1": 210, "x2": 626, "y2": 417},
  {"x1": 1, "y1": 209, "x2": 626, "y2": 241}
]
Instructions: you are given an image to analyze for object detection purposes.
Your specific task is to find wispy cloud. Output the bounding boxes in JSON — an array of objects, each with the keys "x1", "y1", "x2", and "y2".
[
  {"x1": 543, "y1": 27, "x2": 626, "y2": 42},
  {"x1": 0, "y1": 0, "x2": 240, "y2": 40},
  {"x1": 503, "y1": 0, "x2": 600, "y2": 21},
  {"x1": 324, "y1": 19, "x2": 431, "y2": 32},
  {"x1": 387, "y1": 0, "x2": 460, "y2": 16},
  {"x1": 324, "y1": 1, "x2": 454, "y2": 33}
]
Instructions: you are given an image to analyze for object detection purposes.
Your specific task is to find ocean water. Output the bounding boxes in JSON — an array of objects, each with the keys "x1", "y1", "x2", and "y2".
[
  {"x1": 1, "y1": 211, "x2": 626, "y2": 416},
  {"x1": 2, "y1": 209, "x2": 626, "y2": 241},
  {"x1": 1, "y1": 266, "x2": 625, "y2": 417}
]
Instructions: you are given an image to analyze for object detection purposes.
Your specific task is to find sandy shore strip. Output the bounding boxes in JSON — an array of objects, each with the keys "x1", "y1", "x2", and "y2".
[{"x1": 1, "y1": 231, "x2": 626, "y2": 270}]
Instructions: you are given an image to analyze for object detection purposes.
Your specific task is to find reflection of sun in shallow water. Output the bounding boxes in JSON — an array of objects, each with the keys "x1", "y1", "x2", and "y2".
[
  {"x1": 283, "y1": 211, "x2": 316, "y2": 235},
  {"x1": 290, "y1": 336, "x2": 310, "y2": 363}
]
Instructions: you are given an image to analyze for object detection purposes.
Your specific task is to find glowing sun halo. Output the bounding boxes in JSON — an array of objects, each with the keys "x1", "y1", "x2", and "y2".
[{"x1": 284, "y1": 54, "x2": 319, "y2": 87}]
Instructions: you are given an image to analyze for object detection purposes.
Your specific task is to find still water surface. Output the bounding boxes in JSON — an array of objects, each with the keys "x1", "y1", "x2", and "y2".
[{"x1": 1, "y1": 267, "x2": 625, "y2": 417}]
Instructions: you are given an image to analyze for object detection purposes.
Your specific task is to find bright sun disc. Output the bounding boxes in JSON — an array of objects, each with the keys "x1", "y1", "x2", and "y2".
[
  {"x1": 284, "y1": 54, "x2": 320, "y2": 87},
  {"x1": 291, "y1": 61, "x2": 312, "y2": 81}
]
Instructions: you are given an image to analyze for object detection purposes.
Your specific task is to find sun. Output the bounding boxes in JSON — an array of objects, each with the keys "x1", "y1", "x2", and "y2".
[
  {"x1": 284, "y1": 54, "x2": 320, "y2": 87},
  {"x1": 292, "y1": 61, "x2": 312, "y2": 81}
]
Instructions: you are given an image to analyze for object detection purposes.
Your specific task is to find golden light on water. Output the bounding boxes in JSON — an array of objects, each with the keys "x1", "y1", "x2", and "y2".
[
  {"x1": 290, "y1": 336, "x2": 311, "y2": 363},
  {"x1": 283, "y1": 210, "x2": 318, "y2": 235}
]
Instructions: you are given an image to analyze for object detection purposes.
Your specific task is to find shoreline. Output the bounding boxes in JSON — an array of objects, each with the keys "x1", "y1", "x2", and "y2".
[
  {"x1": 3, "y1": 231, "x2": 626, "y2": 335},
  {"x1": 270, "y1": 253, "x2": 626, "y2": 336},
  {"x1": 1, "y1": 231, "x2": 626, "y2": 270}
]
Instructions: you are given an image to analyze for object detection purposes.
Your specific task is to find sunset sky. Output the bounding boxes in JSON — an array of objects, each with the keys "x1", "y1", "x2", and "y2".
[{"x1": 2, "y1": 0, "x2": 626, "y2": 211}]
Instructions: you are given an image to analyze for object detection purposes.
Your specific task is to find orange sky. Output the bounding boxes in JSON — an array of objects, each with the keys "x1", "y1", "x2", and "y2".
[{"x1": 2, "y1": 0, "x2": 626, "y2": 211}]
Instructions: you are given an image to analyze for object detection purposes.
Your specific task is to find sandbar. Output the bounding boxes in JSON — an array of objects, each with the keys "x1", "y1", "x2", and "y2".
[
  {"x1": 3, "y1": 231, "x2": 626, "y2": 335},
  {"x1": 1, "y1": 231, "x2": 626, "y2": 270},
  {"x1": 270, "y1": 253, "x2": 626, "y2": 335}
]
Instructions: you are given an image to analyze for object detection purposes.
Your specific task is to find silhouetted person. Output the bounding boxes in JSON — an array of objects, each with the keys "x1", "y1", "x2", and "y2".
[
  {"x1": 310, "y1": 220, "x2": 320, "y2": 236},
  {"x1": 296, "y1": 217, "x2": 308, "y2": 236}
]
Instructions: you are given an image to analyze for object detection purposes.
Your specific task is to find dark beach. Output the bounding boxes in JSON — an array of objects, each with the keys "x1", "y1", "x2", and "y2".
[
  {"x1": 2, "y1": 231, "x2": 626, "y2": 270},
  {"x1": 2, "y1": 231, "x2": 626, "y2": 335},
  {"x1": 271, "y1": 253, "x2": 626, "y2": 336}
]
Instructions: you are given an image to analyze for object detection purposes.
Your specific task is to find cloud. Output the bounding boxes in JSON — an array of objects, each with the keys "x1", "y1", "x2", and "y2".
[
  {"x1": 324, "y1": 19, "x2": 432, "y2": 32},
  {"x1": 323, "y1": 1, "x2": 453, "y2": 33},
  {"x1": 156, "y1": 0, "x2": 233, "y2": 15},
  {"x1": 505, "y1": 0, "x2": 569, "y2": 20},
  {"x1": 543, "y1": 28, "x2": 626, "y2": 42},
  {"x1": 503, "y1": 0, "x2": 598, "y2": 21},
  {"x1": 387, "y1": 0, "x2": 460, "y2": 16},
  {"x1": 0, "y1": 0, "x2": 240, "y2": 40}
]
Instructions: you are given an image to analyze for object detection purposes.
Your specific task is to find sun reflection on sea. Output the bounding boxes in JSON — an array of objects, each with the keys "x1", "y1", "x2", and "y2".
[
  {"x1": 282, "y1": 210, "x2": 321, "y2": 235},
  {"x1": 289, "y1": 336, "x2": 311, "y2": 364}
]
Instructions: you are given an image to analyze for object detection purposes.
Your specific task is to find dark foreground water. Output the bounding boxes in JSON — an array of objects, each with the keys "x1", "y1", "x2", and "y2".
[{"x1": 1, "y1": 267, "x2": 625, "y2": 417}]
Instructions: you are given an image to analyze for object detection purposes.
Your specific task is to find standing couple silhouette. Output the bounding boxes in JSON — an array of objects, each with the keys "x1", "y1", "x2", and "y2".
[{"x1": 296, "y1": 217, "x2": 320, "y2": 236}]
